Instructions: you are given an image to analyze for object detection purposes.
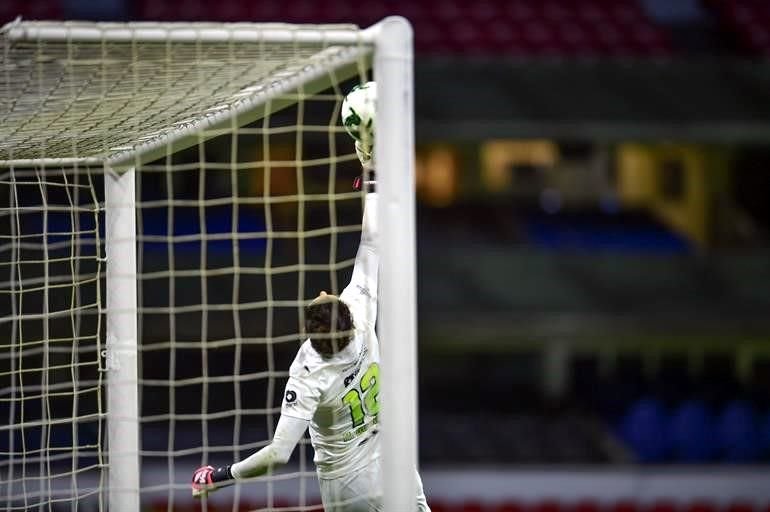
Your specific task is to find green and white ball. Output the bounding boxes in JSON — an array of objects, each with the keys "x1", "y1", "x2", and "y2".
[{"x1": 341, "y1": 81, "x2": 376, "y2": 145}]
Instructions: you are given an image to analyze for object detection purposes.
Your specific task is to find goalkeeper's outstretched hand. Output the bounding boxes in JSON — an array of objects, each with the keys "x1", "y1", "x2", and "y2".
[
  {"x1": 352, "y1": 139, "x2": 375, "y2": 191},
  {"x1": 191, "y1": 465, "x2": 215, "y2": 498},
  {"x1": 191, "y1": 464, "x2": 233, "y2": 498},
  {"x1": 355, "y1": 140, "x2": 374, "y2": 170},
  {"x1": 342, "y1": 82, "x2": 376, "y2": 190}
]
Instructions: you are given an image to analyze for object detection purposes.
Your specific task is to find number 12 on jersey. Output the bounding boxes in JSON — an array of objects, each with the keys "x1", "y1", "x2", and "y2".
[{"x1": 342, "y1": 362, "x2": 380, "y2": 428}]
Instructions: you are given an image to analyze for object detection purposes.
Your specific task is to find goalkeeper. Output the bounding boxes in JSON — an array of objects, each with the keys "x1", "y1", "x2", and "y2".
[{"x1": 191, "y1": 82, "x2": 431, "y2": 512}]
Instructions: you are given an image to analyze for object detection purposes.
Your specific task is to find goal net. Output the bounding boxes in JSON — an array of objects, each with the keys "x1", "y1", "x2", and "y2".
[{"x1": 0, "y1": 19, "x2": 416, "y2": 512}]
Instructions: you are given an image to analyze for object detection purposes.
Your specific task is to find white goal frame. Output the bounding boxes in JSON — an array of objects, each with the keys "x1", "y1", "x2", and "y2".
[{"x1": 3, "y1": 17, "x2": 416, "y2": 512}]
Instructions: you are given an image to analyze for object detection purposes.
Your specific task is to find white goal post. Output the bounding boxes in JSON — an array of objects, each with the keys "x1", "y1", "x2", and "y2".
[{"x1": 0, "y1": 17, "x2": 416, "y2": 512}]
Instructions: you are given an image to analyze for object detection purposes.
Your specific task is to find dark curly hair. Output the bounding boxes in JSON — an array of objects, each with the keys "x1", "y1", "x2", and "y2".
[{"x1": 305, "y1": 296, "x2": 354, "y2": 357}]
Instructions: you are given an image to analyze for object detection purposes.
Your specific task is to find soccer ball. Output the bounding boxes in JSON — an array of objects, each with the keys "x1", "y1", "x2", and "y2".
[{"x1": 341, "y1": 81, "x2": 376, "y2": 147}]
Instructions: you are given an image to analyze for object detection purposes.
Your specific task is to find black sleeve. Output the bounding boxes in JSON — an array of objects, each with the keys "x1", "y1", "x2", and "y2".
[{"x1": 210, "y1": 465, "x2": 233, "y2": 483}]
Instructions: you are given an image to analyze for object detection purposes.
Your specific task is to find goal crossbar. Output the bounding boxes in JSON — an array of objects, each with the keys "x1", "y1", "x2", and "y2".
[{"x1": 3, "y1": 20, "x2": 380, "y2": 45}]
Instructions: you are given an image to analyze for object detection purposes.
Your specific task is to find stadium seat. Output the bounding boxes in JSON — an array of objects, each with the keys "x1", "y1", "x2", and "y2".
[
  {"x1": 573, "y1": 500, "x2": 603, "y2": 512},
  {"x1": 684, "y1": 502, "x2": 718, "y2": 512},
  {"x1": 533, "y1": 500, "x2": 563, "y2": 512},
  {"x1": 620, "y1": 397, "x2": 668, "y2": 463},
  {"x1": 707, "y1": 0, "x2": 770, "y2": 56},
  {"x1": 716, "y1": 400, "x2": 760, "y2": 462},
  {"x1": 726, "y1": 503, "x2": 756, "y2": 512},
  {"x1": 647, "y1": 501, "x2": 679, "y2": 512},
  {"x1": 610, "y1": 501, "x2": 640, "y2": 512},
  {"x1": 760, "y1": 409, "x2": 770, "y2": 458},
  {"x1": 0, "y1": 0, "x2": 62, "y2": 22},
  {"x1": 459, "y1": 501, "x2": 486, "y2": 512},
  {"x1": 495, "y1": 501, "x2": 526, "y2": 512},
  {"x1": 666, "y1": 400, "x2": 717, "y2": 462},
  {"x1": 426, "y1": 502, "x2": 452, "y2": 512}
]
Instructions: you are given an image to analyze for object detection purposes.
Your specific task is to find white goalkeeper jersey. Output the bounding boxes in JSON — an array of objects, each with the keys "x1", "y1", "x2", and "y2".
[{"x1": 280, "y1": 194, "x2": 380, "y2": 480}]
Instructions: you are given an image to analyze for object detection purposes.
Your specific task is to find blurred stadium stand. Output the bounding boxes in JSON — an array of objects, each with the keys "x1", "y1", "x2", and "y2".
[
  {"x1": 139, "y1": 490, "x2": 770, "y2": 512},
  {"x1": 5, "y1": 0, "x2": 770, "y2": 59},
  {"x1": 11, "y1": 0, "x2": 770, "y2": 60},
  {"x1": 138, "y1": 495, "x2": 770, "y2": 512},
  {"x1": 139, "y1": 502, "x2": 770, "y2": 512},
  {"x1": 129, "y1": 0, "x2": 672, "y2": 57},
  {"x1": 0, "y1": 0, "x2": 61, "y2": 21},
  {"x1": 421, "y1": 502, "x2": 770, "y2": 512},
  {"x1": 707, "y1": 0, "x2": 770, "y2": 56}
]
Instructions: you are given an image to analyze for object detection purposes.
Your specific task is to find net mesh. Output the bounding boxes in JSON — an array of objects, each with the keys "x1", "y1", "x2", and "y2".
[
  {"x1": 0, "y1": 21, "x2": 367, "y2": 164},
  {"x1": 0, "y1": 166, "x2": 105, "y2": 510},
  {"x1": 0, "y1": 20, "x2": 372, "y2": 511}
]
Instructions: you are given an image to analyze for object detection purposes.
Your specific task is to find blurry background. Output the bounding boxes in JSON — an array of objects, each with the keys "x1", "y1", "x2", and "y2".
[{"x1": 4, "y1": 0, "x2": 770, "y2": 511}]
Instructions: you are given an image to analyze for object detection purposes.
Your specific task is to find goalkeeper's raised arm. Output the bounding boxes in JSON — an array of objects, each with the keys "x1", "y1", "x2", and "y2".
[
  {"x1": 340, "y1": 80, "x2": 379, "y2": 330},
  {"x1": 338, "y1": 189, "x2": 378, "y2": 333}
]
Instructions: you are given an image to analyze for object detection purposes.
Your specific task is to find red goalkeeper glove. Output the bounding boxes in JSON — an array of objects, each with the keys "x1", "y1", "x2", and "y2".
[
  {"x1": 191, "y1": 465, "x2": 233, "y2": 498},
  {"x1": 353, "y1": 171, "x2": 375, "y2": 192},
  {"x1": 352, "y1": 138, "x2": 375, "y2": 192}
]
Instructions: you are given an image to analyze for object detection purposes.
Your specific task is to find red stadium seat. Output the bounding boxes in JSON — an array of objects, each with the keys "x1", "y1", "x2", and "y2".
[
  {"x1": 215, "y1": 1, "x2": 250, "y2": 22},
  {"x1": 533, "y1": 500, "x2": 563, "y2": 512},
  {"x1": 541, "y1": 1, "x2": 572, "y2": 22},
  {"x1": 706, "y1": 0, "x2": 770, "y2": 55},
  {"x1": 395, "y1": 3, "x2": 428, "y2": 24},
  {"x1": 430, "y1": 0, "x2": 465, "y2": 23},
  {"x1": 726, "y1": 502, "x2": 756, "y2": 512},
  {"x1": 611, "y1": 501, "x2": 640, "y2": 512},
  {"x1": 579, "y1": 1, "x2": 610, "y2": 23},
  {"x1": 494, "y1": 501, "x2": 526, "y2": 512},
  {"x1": 459, "y1": 501, "x2": 486, "y2": 512},
  {"x1": 277, "y1": 0, "x2": 316, "y2": 23},
  {"x1": 647, "y1": 500, "x2": 679, "y2": 512},
  {"x1": 467, "y1": 0, "x2": 500, "y2": 23},
  {"x1": 0, "y1": 0, "x2": 62, "y2": 22},
  {"x1": 426, "y1": 501, "x2": 452, "y2": 512},
  {"x1": 444, "y1": 20, "x2": 487, "y2": 54},
  {"x1": 684, "y1": 502, "x2": 719, "y2": 512},
  {"x1": 573, "y1": 500, "x2": 603, "y2": 512},
  {"x1": 502, "y1": 1, "x2": 536, "y2": 22}
]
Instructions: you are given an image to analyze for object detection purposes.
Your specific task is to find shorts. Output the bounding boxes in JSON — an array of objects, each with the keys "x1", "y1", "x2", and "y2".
[{"x1": 318, "y1": 460, "x2": 430, "y2": 512}]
